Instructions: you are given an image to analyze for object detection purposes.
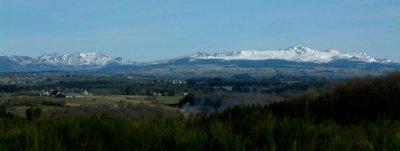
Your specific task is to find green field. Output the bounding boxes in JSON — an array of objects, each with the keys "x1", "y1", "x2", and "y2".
[{"x1": 1, "y1": 95, "x2": 183, "y2": 118}]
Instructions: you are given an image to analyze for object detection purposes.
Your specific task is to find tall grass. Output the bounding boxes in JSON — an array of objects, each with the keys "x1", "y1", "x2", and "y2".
[{"x1": 0, "y1": 110, "x2": 399, "y2": 150}]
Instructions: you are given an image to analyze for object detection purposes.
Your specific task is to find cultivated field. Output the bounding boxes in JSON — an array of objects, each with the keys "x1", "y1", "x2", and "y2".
[{"x1": 0, "y1": 94, "x2": 183, "y2": 118}]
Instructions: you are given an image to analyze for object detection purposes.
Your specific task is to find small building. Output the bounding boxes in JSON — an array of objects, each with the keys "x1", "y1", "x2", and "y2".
[
  {"x1": 83, "y1": 90, "x2": 92, "y2": 96},
  {"x1": 64, "y1": 93, "x2": 84, "y2": 98},
  {"x1": 39, "y1": 90, "x2": 50, "y2": 96},
  {"x1": 152, "y1": 92, "x2": 162, "y2": 96}
]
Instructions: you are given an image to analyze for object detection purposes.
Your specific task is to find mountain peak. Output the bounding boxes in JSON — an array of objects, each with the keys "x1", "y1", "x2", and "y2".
[
  {"x1": 283, "y1": 45, "x2": 317, "y2": 54},
  {"x1": 191, "y1": 52, "x2": 211, "y2": 58},
  {"x1": 36, "y1": 52, "x2": 111, "y2": 65},
  {"x1": 289, "y1": 45, "x2": 309, "y2": 50},
  {"x1": 30, "y1": 52, "x2": 134, "y2": 66}
]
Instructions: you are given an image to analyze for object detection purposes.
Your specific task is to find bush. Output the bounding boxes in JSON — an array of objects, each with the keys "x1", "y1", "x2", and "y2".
[
  {"x1": 177, "y1": 92, "x2": 196, "y2": 107},
  {"x1": 25, "y1": 106, "x2": 41, "y2": 121},
  {"x1": 0, "y1": 105, "x2": 9, "y2": 118},
  {"x1": 41, "y1": 100, "x2": 66, "y2": 107}
]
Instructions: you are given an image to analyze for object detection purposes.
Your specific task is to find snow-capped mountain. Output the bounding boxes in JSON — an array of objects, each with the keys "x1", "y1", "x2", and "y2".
[
  {"x1": 0, "y1": 52, "x2": 137, "y2": 72},
  {"x1": 37, "y1": 52, "x2": 117, "y2": 65},
  {"x1": 189, "y1": 45, "x2": 393, "y2": 64},
  {"x1": 2, "y1": 52, "x2": 135, "y2": 66},
  {"x1": 0, "y1": 46, "x2": 398, "y2": 72}
]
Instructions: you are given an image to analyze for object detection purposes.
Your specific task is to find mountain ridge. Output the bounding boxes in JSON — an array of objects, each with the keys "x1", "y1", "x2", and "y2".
[
  {"x1": 0, "y1": 46, "x2": 397, "y2": 72},
  {"x1": 188, "y1": 45, "x2": 393, "y2": 64},
  {"x1": 2, "y1": 52, "x2": 136, "y2": 66}
]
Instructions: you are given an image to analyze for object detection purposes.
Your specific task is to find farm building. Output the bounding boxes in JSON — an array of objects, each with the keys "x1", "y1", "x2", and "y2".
[{"x1": 64, "y1": 93, "x2": 84, "y2": 98}]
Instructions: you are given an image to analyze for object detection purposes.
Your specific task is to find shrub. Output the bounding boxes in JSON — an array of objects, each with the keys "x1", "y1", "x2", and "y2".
[{"x1": 25, "y1": 106, "x2": 41, "y2": 121}]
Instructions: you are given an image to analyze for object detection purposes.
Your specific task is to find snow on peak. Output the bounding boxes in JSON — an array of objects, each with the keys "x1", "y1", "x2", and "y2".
[
  {"x1": 189, "y1": 46, "x2": 392, "y2": 63},
  {"x1": 191, "y1": 52, "x2": 211, "y2": 58},
  {"x1": 36, "y1": 52, "x2": 134, "y2": 65},
  {"x1": 283, "y1": 45, "x2": 317, "y2": 54}
]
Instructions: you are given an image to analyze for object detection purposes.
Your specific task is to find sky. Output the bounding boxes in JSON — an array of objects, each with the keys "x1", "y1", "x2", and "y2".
[{"x1": 0, "y1": 0, "x2": 399, "y2": 62}]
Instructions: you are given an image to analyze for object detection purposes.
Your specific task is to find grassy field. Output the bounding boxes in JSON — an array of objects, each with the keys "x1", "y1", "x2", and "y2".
[
  {"x1": 64, "y1": 95, "x2": 182, "y2": 105},
  {"x1": 0, "y1": 95, "x2": 183, "y2": 118},
  {"x1": 7, "y1": 105, "x2": 62, "y2": 117}
]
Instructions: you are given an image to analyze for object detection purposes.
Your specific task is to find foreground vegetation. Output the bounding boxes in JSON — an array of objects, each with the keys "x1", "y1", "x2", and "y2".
[
  {"x1": 0, "y1": 107, "x2": 400, "y2": 150},
  {"x1": 1, "y1": 73, "x2": 400, "y2": 150},
  {"x1": 1, "y1": 110, "x2": 399, "y2": 151}
]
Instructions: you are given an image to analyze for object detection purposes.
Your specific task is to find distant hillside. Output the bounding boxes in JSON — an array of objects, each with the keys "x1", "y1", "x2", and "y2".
[{"x1": 269, "y1": 72, "x2": 400, "y2": 123}]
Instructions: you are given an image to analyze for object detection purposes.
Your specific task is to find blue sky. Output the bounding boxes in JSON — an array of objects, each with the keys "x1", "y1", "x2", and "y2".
[{"x1": 0, "y1": 0, "x2": 399, "y2": 61}]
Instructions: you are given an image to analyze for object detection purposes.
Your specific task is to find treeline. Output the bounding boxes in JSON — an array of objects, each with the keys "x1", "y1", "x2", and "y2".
[
  {"x1": 0, "y1": 77, "x2": 325, "y2": 96},
  {"x1": 0, "y1": 80, "x2": 190, "y2": 96}
]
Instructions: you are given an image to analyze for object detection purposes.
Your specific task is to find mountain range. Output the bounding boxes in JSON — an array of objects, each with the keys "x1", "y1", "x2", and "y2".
[
  {"x1": 0, "y1": 45, "x2": 398, "y2": 72},
  {"x1": 189, "y1": 45, "x2": 393, "y2": 63}
]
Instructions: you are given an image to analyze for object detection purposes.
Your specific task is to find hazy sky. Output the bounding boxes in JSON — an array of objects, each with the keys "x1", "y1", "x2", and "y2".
[{"x1": 0, "y1": 0, "x2": 399, "y2": 61}]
